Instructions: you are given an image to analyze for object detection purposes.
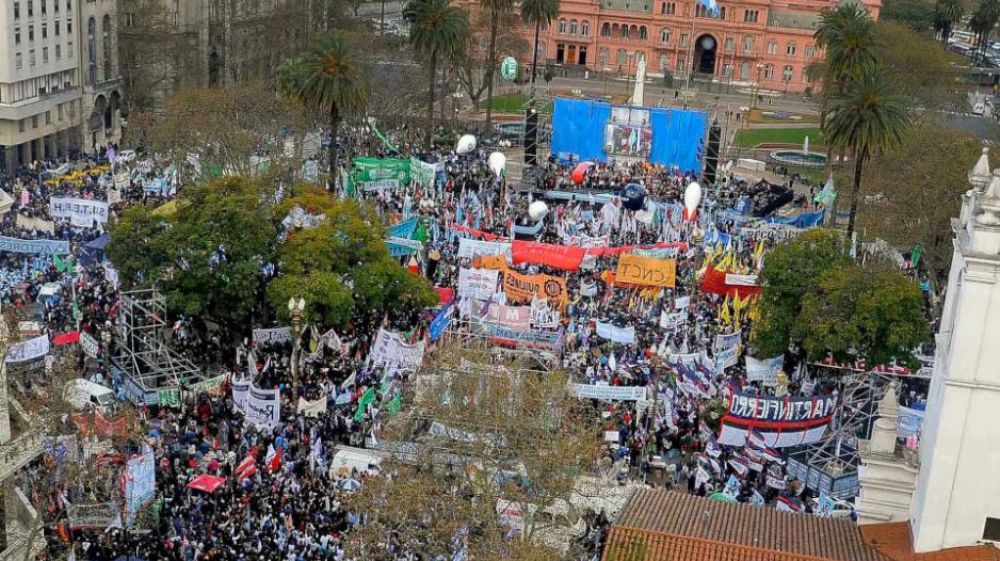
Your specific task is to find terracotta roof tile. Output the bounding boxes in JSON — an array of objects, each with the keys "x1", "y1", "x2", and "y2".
[
  {"x1": 861, "y1": 522, "x2": 1000, "y2": 561},
  {"x1": 602, "y1": 489, "x2": 887, "y2": 561}
]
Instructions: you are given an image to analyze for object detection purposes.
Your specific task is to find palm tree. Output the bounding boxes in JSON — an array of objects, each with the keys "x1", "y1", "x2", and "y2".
[
  {"x1": 934, "y1": 0, "x2": 964, "y2": 43},
  {"x1": 278, "y1": 31, "x2": 371, "y2": 190},
  {"x1": 404, "y1": 0, "x2": 469, "y2": 147},
  {"x1": 824, "y1": 68, "x2": 910, "y2": 240},
  {"x1": 970, "y1": 0, "x2": 1000, "y2": 64},
  {"x1": 483, "y1": 0, "x2": 516, "y2": 132},
  {"x1": 521, "y1": 0, "x2": 558, "y2": 100}
]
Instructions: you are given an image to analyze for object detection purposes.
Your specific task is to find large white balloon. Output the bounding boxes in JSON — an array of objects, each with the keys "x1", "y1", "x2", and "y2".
[
  {"x1": 488, "y1": 152, "x2": 506, "y2": 177},
  {"x1": 683, "y1": 181, "x2": 702, "y2": 221},
  {"x1": 528, "y1": 200, "x2": 549, "y2": 221},
  {"x1": 456, "y1": 134, "x2": 477, "y2": 155}
]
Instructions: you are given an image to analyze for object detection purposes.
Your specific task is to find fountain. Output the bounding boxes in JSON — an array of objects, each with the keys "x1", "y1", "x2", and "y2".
[{"x1": 769, "y1": 134, "x2": 827, "y2": 169}]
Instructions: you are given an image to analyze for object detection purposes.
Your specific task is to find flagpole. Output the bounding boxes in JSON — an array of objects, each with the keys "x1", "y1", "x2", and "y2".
[{"x1": 685, "y1": 2, "x2": 697, "y2": 91}]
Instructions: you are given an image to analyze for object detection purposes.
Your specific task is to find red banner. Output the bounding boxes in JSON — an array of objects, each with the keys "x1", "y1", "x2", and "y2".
[
  {"x1": 53, "y1": 330, "x2": 80, "y2": 346},
  {"x1": 701, "y1": 267, "x2": 762, "y2": 298},
  {"x1": 512, "y1": 241, "x2": 586, "y2": 271},
  {"x1": 95, "y1": 410, "x2": 127, "y2": 439}
]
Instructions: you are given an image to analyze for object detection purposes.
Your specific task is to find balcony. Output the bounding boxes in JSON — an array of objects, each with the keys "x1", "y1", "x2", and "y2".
[{"x1": 0, "y1": 87, "x2": 82, "y2": 121}]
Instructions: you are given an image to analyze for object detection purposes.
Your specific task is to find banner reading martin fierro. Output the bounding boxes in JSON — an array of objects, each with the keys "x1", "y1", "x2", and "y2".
[
  {"x1": 718, "y1": 393, "x2": 838, "y2": 448},
  {"x1": 0, "y1": 236, "x2": 70, "y2": 255}
]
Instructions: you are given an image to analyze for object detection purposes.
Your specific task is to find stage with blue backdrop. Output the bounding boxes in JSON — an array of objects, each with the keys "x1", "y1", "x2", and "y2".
[{"x1": 550, "y1": 98, "x2": 709, "y2": 173}]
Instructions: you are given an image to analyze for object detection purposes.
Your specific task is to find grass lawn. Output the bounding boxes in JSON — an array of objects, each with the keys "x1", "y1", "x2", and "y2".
[
  {"x1": 746, "y1": 108, "x2": 820, "y2": 124},
  {"x1": 484, "y1": 93, "x2": 553, "y2": 114},
  {"x1": 733, "y1": 127, "x2": 824, "y2": 148}
]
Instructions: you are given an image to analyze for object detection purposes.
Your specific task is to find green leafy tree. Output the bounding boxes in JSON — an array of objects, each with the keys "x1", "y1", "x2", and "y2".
[
  {"x1": 278, "y1": 31, "x2": 371, "y2": 189},
  {"x1": 882, "y1": 0, "x2": 936, "y2": 32},
  {"x1": 794, "y1": 264, "x2": 929, "y2": 367},
  {"x1": 934, "y1": 0, "x2": 966, "y2": 41},
  {"x1": 751, "y1": 229, "x2": 852, "y2": 358},
  {"x1": 873, "y1": 21, "x2": 965, "y2": 111},
  {"x1": 969, "y1": 0, "x2": 1000, "y2": 63},
  {"x1": 825, "y1": 68, "x2": 911, "y2": 240},
  {"x1": 815, "y1": 3, "x2": 878, "y2": 84},
  {"x1": 404, "y1": 0, "x2": 470, "y2": 147},
  {"x1": 520, "y1": 0, "x2": 558, "y2": 99},
  {"x1": 268, "y1": 187, "x2": 437, "y2": 328}
]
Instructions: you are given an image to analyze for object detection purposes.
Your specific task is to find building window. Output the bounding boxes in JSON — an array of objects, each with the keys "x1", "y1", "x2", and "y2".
[
  {"x1": 601, "y1": 22, "x2": 611, "y2": 37},
  {"x1": 67, "y1": 40, "x2": 72, "y2": 56},
  {"x1": 786, "y1": 42, "x2": 796, "y2": 56},
  {"x1": 66, "y1": 0, "x2": 70, "y2": 11},
  {"x1": 740, "y1": 61, "x2": 750, "y2": 79},
  {"x1": 767, "y1": 41, "x2": 777, "y2": 55},
  {"x1": 15, "y1": 28, "x2": 20, "y2": 45},
  {"x1": 696, "y1": 4, "x2": 722, "y2": 18},
  {"x1": 19, "y1": 120, "x2": 25, "y2": 133},
  {"x1": 55, "y1": 20, "x2": 59, "y2": 35},
  {"x1": 125, "y1": 12, "x2": 134, "y2": 27},
  {"x1": 42, "y1": 46, "x2": 48, "y2": 63},
  {"x1": 32, "y1": 116, "x2": 38, "y2": 129},
  {"x1": 28, "y1": 26, "x2": 34, "y2": 41},
  {"x1": 680, "y1": 33, "x2": 688, "y2": 48},
  {"x1": 45, "y1": 111, "x2": 51, "y2": 124},
  {"x1": 722, "y1": 63, "x2": 732, "y2": 77},
  {"x1": 783, "y1": 65, "x2": 793, "y2": 81},
  {"x1": 598, "y1": 47, "x2": 609, "y2": 64},
  {"x1": 29, "y1": 49, "x2": 35, "y2": 66},
  {"x1": 559, "y1": 19, "x2": 567, "y2": 34},
  {"x1": 53, "y1": 0, "x2": 57, "y2": 12},
  {"x1": 617, "y1": 48, "x2": 627, "y2": 65},
  {"x1": 639, "y1": 26, "x2": 647, "y2": 40},
  {"x1": 763, "y1": 64, "x2": 774, "y2": 79},
  {"x1": 983, "y1": 518, "x2": 1000, "y2": 542},
  {"x1": 742, "y1": 35, "x2": 753, "y2": 53},
  {"x1": 15, "y1": 53, "x2": 22, "y2": 68},
  {"x1": 744, "y1": 9, "x2": 758, "y2": 23},
  {"x1": 659, "y1": 53, "x2": 668, "y2": 70},
  {"x1": 569, "y1": 20, "x2": 578, "y2": 34},
  {"x1": 662, "y1": 1, "x2": 675, "y2": 14},
  {"x1": 661, "y1": 28, "x2": 671, "y2": 44},
  {"x1": 805, "y1": 44, "x2": 817, "y2": 57},
  {"x1": 42, "y1": 22, "x2": 47, "y2": 39},
  {"x1": 676, "y1": 55, "x2": 684, "y2": 71},
  {"x1": 622, "y1": 26, "x2": 629, "y2": 39},
  {"x1": 67, "y1": 20, "x2": 72, "y2": 34},
  {"x1": 582, "y1": 21, "x2": 590, "y2": 35},
  {"x1": 55, "y1": 43, "x2": 60, "y2": 59},
  {"x1": 41, "y1": 0, "x2": 46, "y2": 14},
  {"x1": 103, "y1": 14, "x2": 112, "y2": 78},
  {"x1": 87, "y1": 16, "x2": 95, "y2": 84},
  {"x1": 14, "y1": 2, "x2": 20, "y2": 19},
  {"x1": 724, "y1": 37, "x2": 734, "y2": 52},
  {"x1": 27, "y1": 0, "x2": 33, "y2": 17}
]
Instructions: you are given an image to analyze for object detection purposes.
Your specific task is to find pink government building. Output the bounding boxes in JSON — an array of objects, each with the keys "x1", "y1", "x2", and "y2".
[{"x1": 500, "y1": 0, "x2": 881, "y2": 93}]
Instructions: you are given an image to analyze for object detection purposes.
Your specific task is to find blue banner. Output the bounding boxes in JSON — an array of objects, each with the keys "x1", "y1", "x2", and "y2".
[
  {"x1": 0, "y1": 236, "x2": 70, "y2": 255},
  {"x1": 484, "y1": 323, "x2": 563, "y2": 349},
  {"x1": 767, "y1": 209, "x2": 825, "y2": 228},
  {"x1": 429, "y1": 304, "x2": 453, "y2": 342}
]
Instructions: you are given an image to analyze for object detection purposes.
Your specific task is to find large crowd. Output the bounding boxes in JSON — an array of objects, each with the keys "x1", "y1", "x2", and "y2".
[{"x1": 0, "y1": 131, "x2": 928, "y2": 561}]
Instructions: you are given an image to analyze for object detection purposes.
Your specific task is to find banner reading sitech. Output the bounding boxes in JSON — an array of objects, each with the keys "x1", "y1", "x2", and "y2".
[
  {"x1": 50, "y1": 197, "x2": 109, "y2": 225},
  {"x1": 232, "y1": 378, "x2": 281, "y2": 428},
  {"x1": 718, "y1": 393, "x2": 838, "y2": 448},
  {"x1": 615, "y1": 254, "x2": 676, "y2": 288},
  {"x1": 0, "y1": 236, "x2": 70, "y2": 255}
]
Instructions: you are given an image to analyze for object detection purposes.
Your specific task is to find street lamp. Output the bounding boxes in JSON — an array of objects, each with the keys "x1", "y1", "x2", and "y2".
[
  {"x1": 288, "y1": 297, "x2": 306, "y2": 396},
  {"x1": 751, "y1": 63, "x2": 764, "y2": 109}
]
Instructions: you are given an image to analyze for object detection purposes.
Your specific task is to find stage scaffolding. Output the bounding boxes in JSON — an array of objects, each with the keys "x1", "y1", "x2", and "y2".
[{"x1": 109, "y1": 289, "x2": 202, "y2": 404}]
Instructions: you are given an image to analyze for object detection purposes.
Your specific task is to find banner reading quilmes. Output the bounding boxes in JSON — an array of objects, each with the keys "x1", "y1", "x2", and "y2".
[
  {"x1": 352, "y1": 157, "x2": 411, "y2": 191},
  {"x1": 0, "y1": 236, "x2": 70, "y2": 255}
]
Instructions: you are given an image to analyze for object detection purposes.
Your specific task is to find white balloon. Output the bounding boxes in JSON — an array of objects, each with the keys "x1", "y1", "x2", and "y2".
[
  {"x1": 488, "y1": 152, "x2": 506, "y2": 177},
  {"x1": 528, "y1": 200, "x2": 549, "y2": 221},
  {"x1": 456, "y1": 134, "x2": 477, "y2": 155},
  {"x1": 684, "y1": 182, "x2": 702, "y2": 215}
]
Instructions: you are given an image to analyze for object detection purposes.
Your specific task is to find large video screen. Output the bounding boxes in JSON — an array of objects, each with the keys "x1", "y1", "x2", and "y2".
[{"x1": 604, "y1": 107, "x2": 653, "y2": 159}]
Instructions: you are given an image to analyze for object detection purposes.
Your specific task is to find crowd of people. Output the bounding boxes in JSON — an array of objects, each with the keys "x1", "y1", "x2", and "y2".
[{"x1": 0, "y1": 130, "x2": 929, "y2": 561}]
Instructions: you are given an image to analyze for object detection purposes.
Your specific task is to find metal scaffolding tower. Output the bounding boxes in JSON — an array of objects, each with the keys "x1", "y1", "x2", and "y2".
[{"x1": 110, "y1": 289, "x2": 202, "y2": 398}]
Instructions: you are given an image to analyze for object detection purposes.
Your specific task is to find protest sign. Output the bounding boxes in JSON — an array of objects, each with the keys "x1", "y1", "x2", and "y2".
[
  {"x1": 659, "y1": 310, "x2": 687, "y2": 330},
  {"x1": 125, "y1": 447, "x2": 156, "y2": 526},
  {"x1": 714, "y1": 332, "x2": 741, "y2": 352},
  {"x1": 67, "y1": 503, "x2": 117, "y2": 531},
  {"x1": 16, "y1": 214, "x2": 55, "y2": 234},
  {"x1": 898, "y1": 405, "x2": 925, "y2": 438},
  {"x1": 297, "y1": 395, "x2": 328, "y2": 417},
  {"x1": 6, "y1": 335, "x2": 49, "y2": 363},
  {"x1": 568, "y1": 383, "x2": 647, "y2": 401},
  {"x1": 633, "y1": 246, "x2": 679, "y2": 259},
  {"x1": 368, "y1": 328, "x2": 426, "y2": 373},
  {"x1": 410, "y1": 157, "x2": 437, "y2": 188},
  {"x1": 50, "y1": 197, "x2": 109, "y2": 225},
  {"x1": 252, "y1": 327, "x2": 293, "y2": 346},
  {"x1": 715, "y1": 346, "x2": 739, "y2": 370},
  {"x1": 594, "y1": 321, "x2": 636, "y2": 344},
  {"x1": 503, "y1": 269, "x2": 567, "y2": 307},
  {"x1": 719, "y1": 394, "x2": 838, "y2": 448},
  {"x1": 352, "y1": 157, "x2": 410, "y2": 191},
  {"x1": 457, "y1": 268, "x2": 500, "y2": 301},
  {"x1": 0, "y1": 235, "x2": 70, "y2": 255},
  {"x1": 511, "y1": 241, "x2": 586, "y2": 271},
  {"x1": 745, "y1": 355, "x2": 784, "y2": 385},
  {"x1": 484, "y1": 323, "x2": 563, "y2": 349},
  {"x1": 490, "y1": 304, "x2": 531, "y2": 330},
  {"x1": 232, "y1": 378, "x2": 281, "y2": 428},
  {"x1": 725, "y1": 273, "x2": 759, "y2": 286},
  {"x1": 79, "y1": 331, "x2": 100, "y2": 358},
  {"x1": 457, "y1": 238, "x2": 510, "y2": 259},
  {"x1": 615, "y1": 254, "x2": 676, "y2": 288}
]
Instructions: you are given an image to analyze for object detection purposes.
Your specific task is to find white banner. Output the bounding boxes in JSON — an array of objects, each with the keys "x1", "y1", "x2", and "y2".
[
  {"x1": 50, "y1": 197, "x2": 109, "y2": 226},
  {"x1": 232, "y1": 378, "x2": 281, "y2": 428},
  {"x1": 746, "y1": 355, "x2": 785, "y2": 385},
  {"x1": 490, "y1": 304, "x2": 531, "y2": 330},
  {"x1": 568, "y1": 382, "x2": 647, "y2": 401},
  {"x1": 594, "y1": 321, "x2": 636, "y2": 344},
  {"x1": 297, "y1": 395, "x2": 328, "y2": 417},
  {"x1": 253, "y1": 327, "x2": 292, "y2": 346},
  {"x1": 715, "y1": 346, "x2": 739, "y2": 370},
  {"x1": 714, "y1": 332, "x2": 741, "y2": 351},
  {"x1": 659, "y1": 310, "x2": 687, "y2": 330},
  {"x1": 367, "y1": 328, "x2": 425, "y2": 373},
  {"x1": 6, "y1": 335, "x2": 50, "y2": 363},
  {"x1": 457, "y1": 268, "x2": 499, "y2": 301},
  {"x1": 674, "y1": 296, "x2": 690, "y2": 309},
  {"x1": 457, "y1": 238, "x2": 511, "y2": 259},
  {"x1": 80, "y1": 331, "x2": 100, "y2": 359},
  {"x1": 15, "y1": 214, "x2": 55, "y2": 234},
  {"x1": 725, "y1": 273, "x2": 758, "y2": 286}
]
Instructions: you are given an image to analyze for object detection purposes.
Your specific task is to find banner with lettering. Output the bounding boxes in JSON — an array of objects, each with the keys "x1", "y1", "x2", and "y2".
[
  {"x1": 367, "y1": 327, "x2": 426, "y2": 373},
  {"x1": 410, "y1": 156, "x2": 437, "y2": 188},
  {"x1": 80, "y1": 331, "x2": 100, "y2": 358},
  {"x1": 503, "y1": 269, "x2": 568, "y2": 307},
  {"x1": 252, "y1": 327, "x2": 293, "y2": 346},
  {"x1": 232, "y1": 377, "x2": 281, "y2": 428},
  {"x1": 457, "y1": 238, "x2": 511, "y2": 259},
  {"x1": 67, "y1": 503, "x2": 117, "y2": 531},
  {"x1": 0, "y1": 236, "x2": 70, "y2": 255},
  {"x1": 511, "y1": 241, "x2": 586, "y2": 271},
  {"x1": 16, "y1": 214, "x2": 55, "y2": 234},
  {"x1": 718, "y1": 394, "x2": 838, "y2": 448},
  {"x1": 484, "y1": 323, "x2": 563, "y2": 349},
  {"x1": 615, "y1": 254, "x2": 676, "y2": 288},
  {"x1": 6, "y1": 335, "x2": 50, "y2": 363},
  {"x1": 594, "y1": 321, "x2": 636, "y2": 344},
  {"x1": 352, "y1": 157, "x2": 411, "y2": 191},
  {"x1": 568, "y1": 383, "x2": 647, "y2": 401},
  {"x1": 714, "y1": 332, "x2": 741, "y2": 352},
  {"x1": 457, "y1": 267, "x2": 500, "y2": 301},
  {"x1": 745, "y1": 355, "x2": 784, "y2": 386},
  {"x1": 489, "y1": 304, "x2": 532, "y2": 330},
  {"x1": 50, "y1": 197, "x2": 110, "y2": 226}
]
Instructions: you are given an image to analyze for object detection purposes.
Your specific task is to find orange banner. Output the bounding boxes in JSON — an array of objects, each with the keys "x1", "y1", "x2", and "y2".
[
  {"x1": 472, "y1": 254, "x2": 507, "y2": 270},
  {"x1": 503, "y1": 269, "x2": 568, "y2": 307},
  {"x1": 615, "y1": 254, "x2": 676, "y2": 288}
]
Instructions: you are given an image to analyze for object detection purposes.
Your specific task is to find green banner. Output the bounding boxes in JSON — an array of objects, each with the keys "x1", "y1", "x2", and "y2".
[
  {"x1": 352, "y1": 158, "x2": 410, "y2": 192},
  {"x1": 410, "y1": 157, "x2": 436, "y2": 189}
]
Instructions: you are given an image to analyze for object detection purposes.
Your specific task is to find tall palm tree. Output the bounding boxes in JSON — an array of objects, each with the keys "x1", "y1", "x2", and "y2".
[
  {"x1": 483, "y1": 0, "x2": 515, "y2": 133},
  {"x1": 934, "y1": 0, "x2": 965, "y2": 43},
  {"x1": 824, "y1": 68, "x2": 910, "y2": 240},
  {"x1": 278, "y1": 31, "x2": 371, "y2": 190},
  {"x1": 970, "y1": 0, "x2": 1000, "y2": 63},
  {"x1": 404, "y1": 0, "x2": 469, "y2": 147},
  {"x1": 521, "y1": 0, "x2": 558, "y2": 100}
]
